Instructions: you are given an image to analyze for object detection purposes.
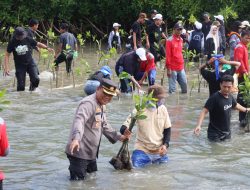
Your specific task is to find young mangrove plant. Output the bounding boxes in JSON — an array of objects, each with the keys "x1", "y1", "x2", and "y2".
[
  {"x1": 109, "y1": 91, "x2": 157, "y2": 170},
  {"x1": 239, "y1": 74, "x2": 250, "y2": 132}
]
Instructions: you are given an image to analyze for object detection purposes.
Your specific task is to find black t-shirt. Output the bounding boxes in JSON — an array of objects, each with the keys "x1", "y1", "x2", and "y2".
[
  {"x1": 131, "y1": 21, "x2": 142, "y2": 46},
  {"x1": 200, "y1": 66, "x2": 236, "y2": 96},
  {"x1": 7, "y1": 37, "x2": 37, "y2": 65},
  {"x1": 205, "y1": 92, "x2": 237, "y2": 141},
  {"x1": 115, "y1": 51, "x2": 139, "y2": 76},
  {"x1": 202, "y1": 21, "x2": 212, "y2": 39},
  {"x1": 146, "y1": 23, "x2": 162, "y2": 45}
]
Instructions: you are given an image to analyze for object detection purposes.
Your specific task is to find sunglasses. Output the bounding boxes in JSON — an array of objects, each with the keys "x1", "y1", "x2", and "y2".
[{"x1": 176, "y1": 28, "x2": 183, "y2": 31}]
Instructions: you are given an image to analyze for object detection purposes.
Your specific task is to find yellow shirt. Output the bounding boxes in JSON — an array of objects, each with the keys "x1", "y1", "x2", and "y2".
[{"x1": 123, "y1": 105, "x2": 171, "y2": 153}]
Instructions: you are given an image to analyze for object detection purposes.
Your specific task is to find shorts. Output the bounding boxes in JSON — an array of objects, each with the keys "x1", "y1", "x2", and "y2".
[
  {"x1": 131, "y1": 149, "x2": 168, "y2": 168},
  {"x1": 67, "y1": 154, "x2": 97, "y2": 180}
]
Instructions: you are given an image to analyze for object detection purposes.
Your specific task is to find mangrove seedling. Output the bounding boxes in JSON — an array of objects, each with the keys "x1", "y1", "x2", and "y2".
[
  {"x1": 239, "y1": 74, "x2": 250, "y2": 132},
  {"x1": 109, "y1": 91, "x2": 157, "y2": 170}
]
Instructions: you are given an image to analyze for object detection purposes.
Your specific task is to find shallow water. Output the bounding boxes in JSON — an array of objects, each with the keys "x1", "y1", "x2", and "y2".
[{"x1": 0, "y1": 50, "x2": 250, "y2": 190}]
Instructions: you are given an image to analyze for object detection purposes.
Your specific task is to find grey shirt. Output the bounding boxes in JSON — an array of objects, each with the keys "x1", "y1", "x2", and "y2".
[
  {"x1": 59, "y1": 32, "x2": 77, "y2": 50},
  {"x1": 65, "y1": 93, "x2": 121, "y2": 160}
]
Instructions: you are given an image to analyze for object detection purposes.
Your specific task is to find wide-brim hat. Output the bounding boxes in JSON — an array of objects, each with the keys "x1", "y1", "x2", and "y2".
[
  {"x1": 14, "y1": 27, "x2": 27, "y2": 40},
  {"x1": 101, "y1": 78, "x2": 118, "y2": 96},
  {"x1": 113, "y1": 23, "x2": 121, "y2": 28},
  {"x1": 148, "y1": 84, "x2": 167, "y2": 99}
]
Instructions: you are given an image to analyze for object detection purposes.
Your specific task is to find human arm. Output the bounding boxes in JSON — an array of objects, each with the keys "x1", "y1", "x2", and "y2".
[
  {"x1": 133, "y1": 32, "x2": 137, "y2": 50},
  {"x1": 37, "y1": 42, "x2": 54, "y2": 52},
  {"x1": 194, "y1": 108, "x2": 209, "y2": 135},
  {"x1": 131, "y1": 75, "x2": 141, "y2": 89},
  {"x1": 145, "y1": 33, "x2": 150, "y2": 49},
  {"x1": 158, "y1": 127, "x2": 171, "y2": 156},
  {"x1": 234, "y1": 103, "x2": 250, "y2": 113},
  {"x1": 3, "y1": 51, "x2": 11, "y2": 76},
  {"x1": 218, "y1": 57, "x2": 241, "y2": 70}
]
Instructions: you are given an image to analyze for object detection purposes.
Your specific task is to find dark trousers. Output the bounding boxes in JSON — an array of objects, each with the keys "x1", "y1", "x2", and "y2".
[
  {"x1": 54, "y1": 52, "x2": 73, "y2": 73},
  {"x1": 115, "y1": 64, "x2": 133, "y2": 93},
  {"x1": 237, "y1": 77, "x2": 247, "y2": 122},
  {"x1": 15, "y1": 61, "x2": 40, "y2": 91},
  {"x1": 67, "y1": 154, "x2": 97, "y2": 180}
]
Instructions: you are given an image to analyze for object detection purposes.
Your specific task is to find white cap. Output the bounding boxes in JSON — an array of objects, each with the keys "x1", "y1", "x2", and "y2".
[
  {"x1": 194, "y1": 21, "x2": 202, "y2": 30},
  {"x1": 136, "y1": 48, "x2": 147, "y2": 61},
  {"x1": 242, "y1": 20, "x2": 250, "y2": 27},
  {"x1": 214, "y1": 15, "x2": 224, "y2": 21},
  {"x1": 113, "y1": 23, "x2": 121, "y2": 28},
  {"x1": 153, "y1": 14, "x2": 163, "y2": 20}
]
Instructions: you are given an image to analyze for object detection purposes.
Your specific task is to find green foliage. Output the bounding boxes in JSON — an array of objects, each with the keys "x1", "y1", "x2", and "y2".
[
  {"x1": 133, "y1": 91, "x2": 157, "y2": 120},
  {"x1": 218, "y1": 5, "x2": 238, "y2": 22},
  {"x1": 97, "y1": 47, "x2": 117, "y2": 65},
  {"x1": 77, "y1": 34, "x2": 85, "y2": 46},
  {"x1": 239, "y1": 74, "x2": 250, "y2": 107},
  {"x1": 74, "y1": 58, "x2": 91, "y2": 76},
  {"x1": 0, "y1": 89, "x2": 10, "y2": 112},
  {"x1": 118, "y1": 72, "x2": 131, "y2": 80}
]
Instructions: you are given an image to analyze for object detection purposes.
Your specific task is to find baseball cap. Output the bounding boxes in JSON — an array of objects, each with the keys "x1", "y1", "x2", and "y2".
[
  {"x1": 214, "y1": 15, "x2": 224, "y2": 21},
  {"x1": 113, "y1": 23, "x2": 121, "y2": 28},
  {"x1": 100, "y1": 66, "x2": 112, "y2": 76},
  {"x1": 195, "y1": 21, "x2": 202, "y2": 30},
  {"x1": 136, "y1": 48, "x2": 147, "y2": 61},
  {"x1": 151, "y1": 10, "x2": 158, "y2": 14},
  {"x1": 153, "y1": 14, "x2": 163, "y2": 20},
  {"x1": 242, "y1": 20, "x2": 250, "y2": 27},
  {"x1": 174, "y1": 22, "x2": 183, "y2": 29},
  {"x1": 13, "y1": 27, "x2": 27, "y2": 40},
  {"x1": 101, "y1": 78, "x2": 118, "y2": 96}
]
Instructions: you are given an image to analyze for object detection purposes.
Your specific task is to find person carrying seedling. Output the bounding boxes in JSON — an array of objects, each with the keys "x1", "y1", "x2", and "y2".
[
  {"x1": 54, "y1": 23, "x2": 78, "y2": 74},
  {"x1": 65, "y1": 79, "x2": 131, "y2": 180},
  {"x1": 120, "y1": 84, "x2": 171, "y2": 168}
]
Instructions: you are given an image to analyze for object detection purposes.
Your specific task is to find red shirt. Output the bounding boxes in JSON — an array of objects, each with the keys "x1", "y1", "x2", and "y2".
[
  {"x1": 140, "y1": 52, "x2": 156, "y2": 73},
  {"x1": 165, "y1": 34, "x2": 184, "y2": 71},
  {"x1": 234, "y1": 42, "x2": 249, "y2": 77},
  {"x1": 0, "y1": 118, "x2": 9, "y2": 180}
]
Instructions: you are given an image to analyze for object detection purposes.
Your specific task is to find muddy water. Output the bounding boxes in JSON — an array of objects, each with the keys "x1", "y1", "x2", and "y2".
[{"x1": 0, "y1": 49, "x2": 250, "y2": 190}]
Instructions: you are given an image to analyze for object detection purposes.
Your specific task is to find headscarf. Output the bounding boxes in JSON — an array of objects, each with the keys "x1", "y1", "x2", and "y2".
[{"x1": 206, "y1": 25, "x2": 220, "y2": 54}]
